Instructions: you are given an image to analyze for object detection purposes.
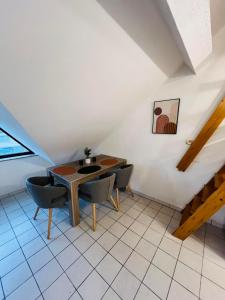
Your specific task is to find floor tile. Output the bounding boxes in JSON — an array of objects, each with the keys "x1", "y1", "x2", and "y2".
[
  {"x1": 118, "y1": 214, "x2": 134, "y2": 228},
  {"x1": 0, "y1": 239, "x2": 20, "y2": 261},
  {"x1": 135, "y1": 238, "x2": 157, "y2": 261},
  {"x1": 96, "y1": 254, "x2": 121, "y2": 284},
  {"x1": 179, "y1": 246, "x2": 202, "y2": 273},
  {"x1": 98, "y1": 231, "x2": 118, "y2": 251},
  {"x1": 84, "y1": 242, "x2": 107, "y2": 267},
  {"x1": 174, "y1": 261, "x2": 201, "y2": 296},
  {"x1": 130, "y1": 220, "x2": 148, "y2": 236},
  {"x1": 99, "y1": 215, "x2": 115, "y2": 229},
  {"x1": 66, "y1": 256, "x2": 93, "y2": 288},
  {"x1": 144, "y1": 264, "x2": 171, "y2": 300},
  {"x1": 136, "y1": 213, "x2": 153, "y2": 226},
  {"x1": 22, "y1": 236, "x2": 46, "y2": 259},
  {"x1": 13, "y1": 219, "x2": 33, "y2": 236},
  {"x1": 69, "y1": 292, "x2": 82, "y2": 300},
  {"x1": 64, "y1": 226, "x2": 84, "y2": 242},
  {"x1": 28, "y1": 246, "x2": 53, "y2": 273},
  {"x1": 73, "y1": 233, "x2": 94, "y2": 253},
  {"x1": 143, "y1": 228, "x2": 163, "y2": 246},
  {"x1": 56, "y1": 244, "x2": 80, "y2": 270},
  {"x1": 0, "y1": 248, "x2": 25, "y2": 278},
  {"x1": 155, "y1": 212, "x2": 171, "y2": 225},
  {"x1": 204, "y1": 246, "x2": 225, "y2": 268},
  {"x1": 78, "y1": 270, "x2": 108, "y2": 300},
  {"x1": 142, "y1": 206, "x2": 158, "y2": 218},
  {"x1": 0, "y1": 223, "x2": 11, "y2": 236},
  {"x1": 6, "y1": 277, "x2": 40, "y2": 300},
  {"x1": 159, "y1": 237, "x2": 181, "y2": 258},
  {"x1": 160, "y1": 206, "x2": 174, "y2": 216},
  {"x1": 126, "y1": 207, "x2": 140, "y2": 219},
  {"x1": 102, "y1": 288, "x2": 120, "y2": 300},
  {"x1": 182, "y1": 236, "x2": 204, "y2": 256},
  {"x1": 202, "y1": 258, "x2": 225, "y2": 289},
  {"x1": 112, "y1": 267, "x2": 140, "y2": 300},
  {"x1": 150, "y1": 220, "x2": 167, "y2": 234},
  {"x1": 135, "y1": 284, "x2": 160, "y2": 300},
  {"x1": 43, "y1": 273, "x2": 75, "y2": 300},
  {"x1": 17, "y1": 227, "x2": 39, "y2": 247},
  {"x1": 87, "y1": 223, "x2": 106, "y2": 240},
  {"x1": 167, "y1": 280, "x2": 198, "y2": 300},
  {"x1": 48, "y1": 234, "x2": 70, "y2": 256},
  {"x1": 125, "y1": 251, "x2": 149, "y2": 280},
  {"x1": 34, "y1": 259, "x2": 63, "y2": 292},
  {"x1": 152, "y1": 248, "x2": 176, "y2": 276},
  {"x1": 0, "y1": 229, "x2": 15, "y2": 247},
  {"x1": 57, "y1": 219, "x2": 71, "y2": 233},
  {"x1": 2, "y1": 261, "x2": 32, "y2": 296},
  {"x1": 121, "y1": 229, "x2": 140, "y2": 248},
  {"x1": 108, "y1": 222, "x2": 127, "y2": 238},
  {"x1": 200, "y1": 276, "x2": 225, "y2": 300},
  {"x1": 110, "y1": 240, "x2": 132, "y2": 264}
]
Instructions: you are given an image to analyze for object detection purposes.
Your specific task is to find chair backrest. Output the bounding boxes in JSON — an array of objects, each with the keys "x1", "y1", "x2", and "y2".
[
  {"x1": 79, "y1": 173, "x2": 115, "y2": 204},
  {"x1": 113, "y1": 164, "x2": 133, "y2": 189},
  {"x1": 26, "y1": 176, "x2": 66, "y2": 208}
]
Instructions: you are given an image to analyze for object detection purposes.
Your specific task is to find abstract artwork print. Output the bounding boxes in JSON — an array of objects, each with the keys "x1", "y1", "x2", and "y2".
[{"x1": 152, "y1": 99, "x2": 180, "y2": 134}]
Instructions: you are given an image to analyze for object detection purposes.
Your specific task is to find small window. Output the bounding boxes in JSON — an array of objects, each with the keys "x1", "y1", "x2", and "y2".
[{"x1": 0, "y1": 128, "x2": 34, "y2": 160}]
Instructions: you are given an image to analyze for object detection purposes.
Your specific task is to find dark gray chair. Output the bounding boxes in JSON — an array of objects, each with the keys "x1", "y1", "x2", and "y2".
[
  {"x1": 79, "y1": 173, "x2": 116, "y2": 231},
  {"x1": 26, "y1": 176, "x2": 67, "y2": 239},
  {"x1": 112, "y1": 164, "x2": 134, "y2": 209}
]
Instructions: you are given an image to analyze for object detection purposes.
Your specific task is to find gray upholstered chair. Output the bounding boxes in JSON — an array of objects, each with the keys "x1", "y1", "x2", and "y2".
[
  {"x1": 26, "y1": 176, "x2": 67, "y2": 239},
  {"x1": 112, "y1": 164, "x2": 134, "y2": 209},
  {"x1": 79, "y1": 173, "x2": 116, "y2": 231}
]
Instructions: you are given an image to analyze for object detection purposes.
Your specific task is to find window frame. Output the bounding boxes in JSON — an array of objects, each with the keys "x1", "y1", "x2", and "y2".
[{"x1": 0, "y1": 127, "x2": 34, "y2": 160}]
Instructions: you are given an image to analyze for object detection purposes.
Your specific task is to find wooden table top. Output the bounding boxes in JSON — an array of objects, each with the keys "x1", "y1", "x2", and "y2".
[{"x1": 47, "y1": 154, "x2": 126, "y2": 185}]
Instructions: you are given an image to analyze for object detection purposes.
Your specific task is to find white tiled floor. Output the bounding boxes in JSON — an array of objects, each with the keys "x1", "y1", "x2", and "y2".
[{"x1": 0, "y1": 191, "x2": 225, "y2": 299}]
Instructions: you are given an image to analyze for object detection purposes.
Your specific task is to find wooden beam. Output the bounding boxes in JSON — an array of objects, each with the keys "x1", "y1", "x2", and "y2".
[
  {"x1": 177, "y1": 98, "x2": 225, "y2": 171},
  {"x1": 173, "y1": 181, "x2": 225, "y2": 240}
]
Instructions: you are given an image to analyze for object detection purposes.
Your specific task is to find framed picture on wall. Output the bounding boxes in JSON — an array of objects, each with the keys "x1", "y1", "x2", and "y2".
[{"x1": 152, "y1": 98, "x2": 180, "y2": 134}]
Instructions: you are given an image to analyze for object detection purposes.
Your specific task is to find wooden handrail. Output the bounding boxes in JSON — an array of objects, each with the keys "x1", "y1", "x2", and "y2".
[{"x1": 177, "y1": 98, "x2": 225, "y2": 171}]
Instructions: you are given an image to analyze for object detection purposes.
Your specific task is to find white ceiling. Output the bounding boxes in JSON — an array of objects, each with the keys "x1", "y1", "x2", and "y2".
[{"x1": 157, "y1": 0, "x2": 212, "y2": 72}]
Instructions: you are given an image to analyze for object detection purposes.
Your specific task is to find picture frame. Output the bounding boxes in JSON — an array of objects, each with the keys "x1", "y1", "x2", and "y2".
[{"x1": 152, "y1": 98, "x2": 180, "y2": 134}]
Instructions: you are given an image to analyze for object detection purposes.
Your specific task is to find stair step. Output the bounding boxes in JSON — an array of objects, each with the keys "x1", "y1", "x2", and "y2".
[
  {"x1": 201, "y1": 183, "x2": 215, "y2": 203},
  {"x1": 214, "y1": 173, "x2": 225, "y2": 188},
  {"x1": 190, "y1": 196, "x2": 201, "y2": 214},
  {"x1": 180, "y1": 204, "x2": 192, "y2": 225}
]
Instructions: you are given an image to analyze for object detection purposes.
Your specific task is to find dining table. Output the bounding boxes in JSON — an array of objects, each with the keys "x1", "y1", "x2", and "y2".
[{"x1": 47, "y1": 154, "x2": 126, "y2": 226}]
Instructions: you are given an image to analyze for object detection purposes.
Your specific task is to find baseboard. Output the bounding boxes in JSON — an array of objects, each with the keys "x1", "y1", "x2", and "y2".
[
  {"x1": 133, "y1": 190, "x2": 182, "y2": 212},
  {"x1": 0, "y1": 188, "x2": 27, "y2": 200},
  {"x1": 133, "y1": 190, "x2": 224, "y2": 229}
]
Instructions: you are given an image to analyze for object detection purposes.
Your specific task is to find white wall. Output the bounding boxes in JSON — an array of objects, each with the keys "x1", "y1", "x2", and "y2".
[
  {"x1": 97, "y1": 26, "x2": 225, "y2": 225},
  {"x1": 0, "y1": 0, "x2": 182, "y2": 164},
  {"x1": 0, "y1": 156, "x2": 50, "y2": 197}
]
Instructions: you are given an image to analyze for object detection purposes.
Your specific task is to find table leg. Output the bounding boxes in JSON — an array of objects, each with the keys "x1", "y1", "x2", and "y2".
[{"x1": 69, "y1": 182, "x2": 80, "y2": 226}]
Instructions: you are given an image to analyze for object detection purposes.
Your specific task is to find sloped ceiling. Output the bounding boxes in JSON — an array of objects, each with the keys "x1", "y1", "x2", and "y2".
[
  {"x1": 157, "y1": 0, "x2": 212, "y2": 72},
  {"x1": 0, "y1": 0, "x2": 182, "y2": 163}
]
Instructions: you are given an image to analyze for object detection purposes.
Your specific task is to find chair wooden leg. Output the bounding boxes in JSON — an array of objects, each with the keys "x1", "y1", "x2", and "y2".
[
  {"x1": 33, "y1": 207, "x2": 40, "y2": 220},
  {"x1": 110, "y1": 196, "x2": 119, "y2": 211},
  {"x1": 127, "y1": 185, "x2": 134, "y2": 197},
  {"x1": 47, "y1": 208, "x2": 52, "y2": 240},
  {"x1": 92, "y1": 204, "x2": 96, "y2": 231},
  {"x1": 116, "y1": 188, "x2": 120, "y2": 210}
]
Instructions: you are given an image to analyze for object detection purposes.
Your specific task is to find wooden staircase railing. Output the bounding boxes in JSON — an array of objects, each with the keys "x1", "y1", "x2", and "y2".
[
  {"x1": 177, "y1": 98, "x2": 225, "y2": 171},
  {"x1": 173, "y1": 164, "x2": 225, "y2": 240}
]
